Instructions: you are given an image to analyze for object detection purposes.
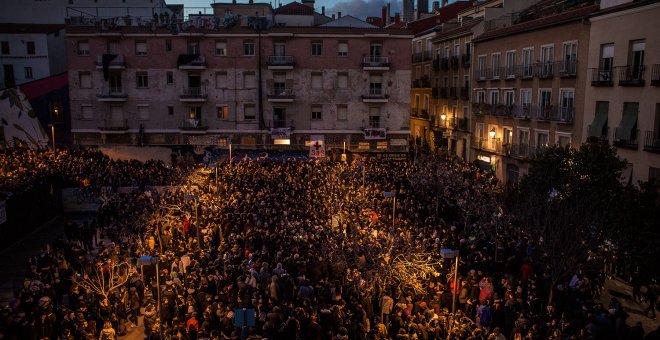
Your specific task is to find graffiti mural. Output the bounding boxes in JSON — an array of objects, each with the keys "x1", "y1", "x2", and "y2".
[{"x1": 0, "y1": 87, "x2": 48, "y2": 147}]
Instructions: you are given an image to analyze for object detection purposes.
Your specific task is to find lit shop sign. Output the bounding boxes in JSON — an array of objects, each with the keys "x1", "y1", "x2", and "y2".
[
  {"x1": 364, "y1": 128, "x2": 387, "y2": 140},
  {"x1": 477, "y1": 155, "x2": 492, "y2": 163}
]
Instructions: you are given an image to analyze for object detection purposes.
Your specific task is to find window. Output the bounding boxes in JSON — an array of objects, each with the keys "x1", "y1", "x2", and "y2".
[
  {"x1": 478, "y1": 55, "x2": 486, "y2": 79},
  {"x1": 77, "y1": 40, "x2": 89, "y2": 56},
  {"x1": 244, "y1": 73, "x2": 255, "y2": 88},
  {"x1": 0, "y1": 41, "x2": 9, "y2": 55},
  {"x1": 311, "y1": 41, "x2": 322, "y2": 56},
  {"x1": 138, "y1": 105, "x2": 149, "y2": 120},
  {"x1": 539, "y1": 89, "x2": 552, "y2": 117},
  {"x1": 505, "y1": 51, "x2": 516, "y2": 78},
  {"x1": 187, "y1": 41, "x2": 200, "y2": 55},
  {"x1": 520, "y1": 89, "x2": 532, "y2": 115},
  {"x1": 188, "y1": 106, "x2": 202, "y2": 120},
  {"x1": 556, "y1": 133, "x2": 571, "y2": 147},
  {"x1": 337, "y1": 72, "x2": 348, "y2": 89},
  {"x1": 215, "y1": 72, "x2": 227, "y2": 89},
  {"x1": 136, "y1": 72, "x2": 148, "y2": 88},
  {"x1": 536, "y1": 130, "x2": 549, "y2": 148},
  {"x1": 504, "y1": 90, "x2": 515, "y2": 107},
  {"x1": 243, "y1": 41, "x2": 255, "y2": 56},
  {"x1": 135, "y1": 40, "x2": 147, "y2": 56},
  {"x1": 26, "y1": 41, "x2": 35, "y2": 55},
  {"x1": 168, "y1": 105, "x2": 174, "y2": 116},
  {"x1": 338, "y1": 41, "x2": 348, "y2": 57},
  {"x1": 368, "y1": 107, "x2": 380, "y2": 128},
  {"x1": 81, "y1": 105, "x2": 93, "y2": 120},
  {"x1": 166, "y1": 71, "x2": 174, "y2": 85},
  {"x1": 215, "y1": 40, "x2": 227, "y2": 56},
  {"x1": 337, "y1": 105, "x2": 347, "y2": 120},
  {"x1": 476, "y1": 90, "x2": 486, "y2": 104},
  {"x1": 243, "y1": 104, "x2": 256, "y2": 120},
  {"x1": 615, "y1": 102, "x2": 639, "y2": 143},
  {"x1": 311, "y1": 72, "x2": 323, "y2": 90},
  {"x1": 489, "y1": 90, "x2": 499, "y2": 105},
  {"x1": 165, "y1": 39, "x2": 172, "y2": 52},
  {"x1": 4, "y1": 64, "x2": 16, "y2": 86},
  {"x1": 24, "y1": 67, "x2": 33, "y2": 79},
  {"x1": 273, "y1": 43, "x2": 286, "y2": 56},
  {"x1": 273, "y1": 72, "x2": 286, "y2": 91},
  {"x1": 518, "y1": 128, "x2": 530, "y2": 147},
  {"x1": 629, "y1": 40, "x2": 645, "y2": 78},
  {"x1": 491, "y1": 53, "x2": 500, "y2": 79},
  {"x1": 79, "y1": 71, "x2": 92, "y2": 88},
  {"x1": 370, "y1": 42, "x2": 383, "y2": 57},
  {"x1": 311, "y1": 105, "x2": 322, "y2": 120},
  {"x1": 562, "y1": 42, "x2": 578, "y2": 74},
  {"x1": 599, "y1": 44, "x2": 614, "y2": 72},
  {"x1": 476, "y1": 123, "x2": 485, "y2": 140},
  {"x1": 369, "y1": 74, "x2": 382, "y2": 95},
  {"x1": 540, "y1": 45, "x2": 554, "y2": 76},
  {"x1": 522, "y1": 48, "x2": 534, "y2": 77},
  {"x1": 559, "y1": 89, "x2": 575, "y2": 122},
  {"x1": 217, "y1": 105, "x2": 228, "y2": 120}
]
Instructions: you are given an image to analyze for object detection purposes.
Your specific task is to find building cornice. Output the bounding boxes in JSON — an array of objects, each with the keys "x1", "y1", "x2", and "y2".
[{"x1": 590, "y1": 1, "x2": 660, "y2": 22}]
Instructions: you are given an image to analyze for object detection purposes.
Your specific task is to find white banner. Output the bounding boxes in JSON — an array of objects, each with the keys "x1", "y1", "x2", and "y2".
[
  {"x1": 309, "y1": 135, "x2": 325, "y2": 158},
  {"x1": 364, "y1": 128, "x2": 387, "y2": 140},
  {"x1": 0, "y1": 200, "x2": 6, "y2": 224},
  {"x1": 270, "y1": 128, "x2": 291, "y2": 140}
]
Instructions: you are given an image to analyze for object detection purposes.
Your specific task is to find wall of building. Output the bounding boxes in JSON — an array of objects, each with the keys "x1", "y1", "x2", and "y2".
[
  {"x1": 0, "y1": 33, "x2": 55, "y2": 88},
  {"x1": 583, "y1": 2, "x2": 660, "y2": 182}
]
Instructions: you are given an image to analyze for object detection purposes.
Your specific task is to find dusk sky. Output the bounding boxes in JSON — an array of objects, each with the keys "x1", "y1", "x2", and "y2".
[{"x1": 180, "y1": 0, "x2": 410, "y2": 19}]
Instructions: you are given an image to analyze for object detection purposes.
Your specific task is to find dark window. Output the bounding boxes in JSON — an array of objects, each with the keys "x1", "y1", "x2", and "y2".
[
  {"x1": 244, "y1": 41, "x2": 255, "y2": 56},
  {"x1": 166, "y1": 71, "x2": 173, "y2": 84},
  {"x1": 1, "y1": 41, "x2": 9, "y2": 55},
  {"x1": 26, "y1": 41, "x2": 35, "y2": 55},
  {"x1": 136, "y1": 72, "x2": 148, "y2": 88},
  {"x1": 168, "y1": 105, "x2": 174, "y2": 115},
  {"x1": 3, "y1": 64, "x2": 15, "y2": 87},
  {"x1": 311, "y1": 41, "x2": 322, "y2": 56},
  {"x1": 165, "y1": 39, "x2": 172, "y2": 52}
]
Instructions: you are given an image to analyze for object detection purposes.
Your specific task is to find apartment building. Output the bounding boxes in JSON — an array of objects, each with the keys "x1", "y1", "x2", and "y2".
[
  {"x1": 583, "y1": 0, "x2": 660, "y2": 182},
  {"x1": 66, "y1": 8, "x2": 412, "y2": 151},
  {"x1": 470, "y1": 0, "x2": 596, "y2": 182}
]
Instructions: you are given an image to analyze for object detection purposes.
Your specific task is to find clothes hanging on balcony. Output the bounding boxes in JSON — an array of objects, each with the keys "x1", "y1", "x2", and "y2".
[
  {"x1": 102, "y1": 54, "x2": 118, "y2": 82},
  {"x1": 177, "y1": 54, "x2": 199, "y2": 67}
]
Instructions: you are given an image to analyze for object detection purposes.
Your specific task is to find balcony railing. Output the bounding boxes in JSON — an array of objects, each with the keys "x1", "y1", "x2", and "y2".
[
  {"x1": 95, "y1": 54, "x2": 125, "y2": 68},
  {"x1": 270, "y1": 119, "x2": 294, "y2": 129},
  {"x1": 490, "y1": 104, "x2": 515, "y2": 117},
  {"x1": 412, "y1": 51, "x2": 432, "y2": 63},
  {"x1": 461, "y1": 54, "x2": 471, "y2": 68},
  {"x1": 97, "y1": 86, "x2": 127, "y2": 100},
  {"x1": 613, "y1": 128, "x2": 639, "y2": 149},
  {"x1": 513, "y1": 106, "x2": 533, "y2": 119},
  {"x1": 180, "y1": 118, "x2": 208, "y2": 130},
  {"x1": 552, "y1": 107, "x2": 574, "y2": 123},
  {"x1": 472, "y1": 137, "x2": 502, "y2": 153},
  {"x1": 534, "y1": 106, "x2": 556, "y2": 121},
  {"x1": 412, "y1": 77, "x2": 430, "y2": 88},
  {"x1": 587, "y1": 125, "x2": 610, "y2": 144},
  {"x1": 643, "y1": 130, "x2": 660, "y2": 153},
  {"x1": 618, "y1": 65, "x2": 645, "y2": 86},
  {"x1": 591, "y1": 68, "x2": 614, "y2": 86},
  {"x1": 362, "y1": 87, "x2": 388, "y2": 99},
  {"x1": 490, "y1": 67, "x2": 503, "y2": 80},
  {"x1": 411, "y1": 108, "x2": 429, "y2": 120},
  {"x1": 652, "y1": 64, "x2": 660, "y2": 86},
  {"x1": 180, "y1": 87, "x2": 207, "y2": 99},
  {"x1": 454, "y1": 117, "x2": 469, "y2": 131},
  {"x1": 509, "y1": 143, "x2": 532, "y2": 159},
  {"x1": 558, "y1": 59, "x2": 578, "y2": 77},
  {"x1": 267, "y1": 55, "x2": 295, "y2": 66},
  {"x1": 450, "y1": 56, "x2": 460, "y2": 69},
  {"x1": 475, "y1": 68, "x2": 491, "y2": 81},
  {"x1": 363, "y1": 56, "x2": 389, "y2": 68},
  {"x1": 100, "y1": 119, "x2": 128, "y2": 131},
  {"x1": 520, "y1": 64, "x2": 535, "y2": 79},
  {"x1": 537, "y1": 61, "x2": 555, "y2": 79},
  {"x1": 267, "y1": 87, "x2": 295, "y2": 99}
]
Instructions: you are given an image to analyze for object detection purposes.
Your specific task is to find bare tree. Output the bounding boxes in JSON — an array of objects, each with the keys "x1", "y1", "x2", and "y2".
[{"x1": 75, "y1": 260, "x2": 132, "y2": 301}]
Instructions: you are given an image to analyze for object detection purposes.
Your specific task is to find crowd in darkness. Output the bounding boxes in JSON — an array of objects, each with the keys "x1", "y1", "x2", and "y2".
[{"x1": 0, "y1": 147, "x2": 658, "y2": 340}]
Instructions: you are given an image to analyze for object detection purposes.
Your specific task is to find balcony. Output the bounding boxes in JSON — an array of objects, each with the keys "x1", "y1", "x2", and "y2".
[
  {"x1": 180, "y1": 118, "x2": 208, "y2": 131},
  {"x1": 652, "y1": 64, "x2": 660, "y2": 86},
  {"x1": 454, "y1": 117, "x2": 469, "y2": 131},
  {"x1": 363, "y1": 56, "x2": 389, "y2": 70},
  {"x1": 509, "y1": 143, "x2": 532, "y2": 159},
  {"x1": 534, "y1": 106, "x2": 555, "y2": 121},
  {"x1": 520, "y1": 64, "x2": 535, "y2": 79},
  {"x1": 362, "y1": 88, "x2": 388, "y2": 102},
  {"x1": 475, "y1": 68, "x2": 491, "y2": 82},
  {"x1": 618, "y1": 65, "x2": 645, "y2": 86},
  {"x1": 459, "y1": 87, "x2": 470, "y2": 100},
  {"x1": 491, "y1": 104, "x2": 515, "y2": 117},
  {"x1": 95, "y1": 54, "x2": 125, "y2": 69},
  {"x1": 613, "y1": 128, "x2": 639, "y2": 150},
  {"x1": 99, "y1": 119, "x2": 128, "y2": 131},
  {"x1": 412, "y1": 77, "x2": 431, "y2": 88},
  {"x1": 504, "y1": 66, "x2": 517, "y2": 80},
  {"x1": 552, "y1": 107, "x2": 574, "y2": 123},
  {"x1": 461, "y1": 54, "x2": 471, "y2": 68},
  {"x1": 450, "y1": 56, "x2": 460, "y2": 69},
  {"x1": 177, "y1": 55, "x2": 206, "y2": 70},
  {"x1": 449, "y1": 87, "x2": 458, "y2": 99},
  {"x1": 179, "y1": 87, "x2": 207, "y2": 102},
  {"x1": 512, "y1": 106, "x2": 533, "y2": 120},
  {"x1": 591, "y1": 68, "x2": 614, "y2": 87},
  {"x1": 643, "y1": 130, "x2": 660, "y2": 153},
  {"x1": 411, "y1": 108, "x2": 430, "y2": 120},
  {"x1": 490, "y1": 67, "x2": 503, "y2": 80},
  {"x1": 267, "y1": 88, "x2": 295, "y2": 102},
  {"x1": 558, "y1": 60, "x2": 578, "y2": 78},
  {"x1": 537, "y1": 62, "x2": 555, "y2": 79},
  {"x1": 587, "y1": 125, "x2": 610, "y2": 144},
  {"x1": 267, "y1": 55, "x2": 295, "y2": 69},
  {"x1": 97, "y1": 86, "x2": 127, "y2": 101},
  {"x1": 269, "y1": 119, "x2": 294, "y2": 129},
  {"x1": 472, "y1": 137, "x2": 502, "y2": 154},
  {"x1": 412, "y1": 51, "x2": 432, "y2": 63}
]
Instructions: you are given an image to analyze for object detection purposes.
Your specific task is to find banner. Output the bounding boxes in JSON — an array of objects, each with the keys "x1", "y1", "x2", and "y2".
[
  {"x1": 270, "y1": 128, "x2": 291, "y2": 140},
  {"x1": 364, "y1": 128, "x2": 387, "y2": 140},
  {"x1": 309, "y1": 135, "x2": 325, "y2": 158},
  {"x1": 0, "y1": 200, "x2": 6, "y2": 224}
]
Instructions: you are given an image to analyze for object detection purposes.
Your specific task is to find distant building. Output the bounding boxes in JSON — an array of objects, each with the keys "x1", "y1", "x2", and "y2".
[
  {"x1": 65, "y1": 6, "x2": 412, "y2": 152},
  {"x1": 403, "y1": 0, "x2": 415, "y2": 22}
]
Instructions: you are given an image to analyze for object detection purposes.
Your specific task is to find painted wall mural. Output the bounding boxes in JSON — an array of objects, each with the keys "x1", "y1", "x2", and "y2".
[{"x1": 0, "y1": 87, "x2": 48, "y2": 147}]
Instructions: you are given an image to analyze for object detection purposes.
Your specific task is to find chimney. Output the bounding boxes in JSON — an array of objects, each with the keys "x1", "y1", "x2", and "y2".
[
  {"x1": 395, "y1": 12, "x2": 400, "y2": 23},
  {"x1": 432, "y1": 1, "x2": 440, "y2": 12},
  {"x1": 338, "y1": 12, "x2": 342, "y2": 18},
  {"x1": 381, "y1": 6, "x2": 387, "y2": 26},
  {"x1": 442, "y1": 0, "x2": 448, "y2": 7},
  {"x1": 322, "y1": 6, "x2": 325, "y2": 15},
  {"x1": 386, "y1": 3, "x2": 391, "y2": 25}
]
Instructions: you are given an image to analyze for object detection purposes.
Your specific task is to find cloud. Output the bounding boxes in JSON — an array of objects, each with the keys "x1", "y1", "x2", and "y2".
[{"x1": 326, "y1": 0, "x2": 401, "y2": 20}]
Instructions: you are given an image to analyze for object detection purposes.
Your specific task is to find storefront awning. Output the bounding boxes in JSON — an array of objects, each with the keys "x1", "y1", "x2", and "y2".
[{"x1": 588, "y1": 102, "x2": 608, "y2": 137}]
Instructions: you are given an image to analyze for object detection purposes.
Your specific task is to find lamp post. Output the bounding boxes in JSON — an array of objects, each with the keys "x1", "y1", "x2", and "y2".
[
  {"x1": 184, "y1": 194, "x2": 200, "y2": 249},
  {"x1": 383, "y1": 191, "x2": 396, "y2": 236},
  {"x1": 137, "y1": 256, "x2": 162, "y2": 339},
  {"x1": 48, "y1": 124, "x2": 55, "y2": 150},
  {"x1": 440, "y1": 249, "x2": 459, "y2": 314}
]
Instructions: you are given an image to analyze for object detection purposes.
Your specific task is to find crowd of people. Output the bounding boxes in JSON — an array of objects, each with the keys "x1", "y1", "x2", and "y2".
[{"x1": 0, "y1": 147, "x2": 658, "y2": 340}]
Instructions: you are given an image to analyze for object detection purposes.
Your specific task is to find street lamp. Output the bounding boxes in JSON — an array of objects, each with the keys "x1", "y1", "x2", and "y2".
[
  {"x1": 440, "y1": 248, "x2": 459, "y2": 314},
  {"x1": 137, "y1": 256, "x2": 162, "y2": 340},
  {"x1": 48, "y1": 124, "x2": 55, "y2": 149},
  {"x1": 489, "y1": 127, "x2": 496, "y2": 139}
]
